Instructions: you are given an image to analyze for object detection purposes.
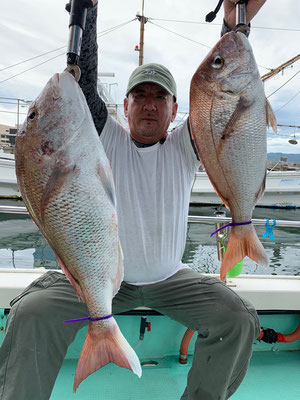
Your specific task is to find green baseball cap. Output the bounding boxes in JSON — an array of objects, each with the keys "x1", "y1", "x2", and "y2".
[{"x1": 126, "y1": 63, "x2": 177, "y2": 100}]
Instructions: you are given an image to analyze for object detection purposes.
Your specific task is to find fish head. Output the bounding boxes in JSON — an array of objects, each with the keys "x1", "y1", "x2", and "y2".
[
  {"x1": 16, "y1": 71, "x2": 86, "y2": 166},
  {"x1": 191, "y1": 31, "x2": 260, "y2": 101}
]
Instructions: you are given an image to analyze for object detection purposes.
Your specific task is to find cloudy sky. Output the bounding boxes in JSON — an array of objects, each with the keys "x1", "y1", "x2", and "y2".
[{"x1": 0, "y1": 0, "x2": 299, "y2": 154}]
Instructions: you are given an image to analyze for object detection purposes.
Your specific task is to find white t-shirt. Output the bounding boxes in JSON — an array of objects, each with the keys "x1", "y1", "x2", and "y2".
[{"x1": 100, "y1": 116, "x2": 200, "y2": 285}]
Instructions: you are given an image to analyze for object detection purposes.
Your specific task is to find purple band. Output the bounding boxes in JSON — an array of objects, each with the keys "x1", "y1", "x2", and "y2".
[
  {"x1": 210, "y1": 221, "x2": 252, "y2": 237},
  {"x1": 64, "y1": 314, "x2": 113, "y2": 323}
]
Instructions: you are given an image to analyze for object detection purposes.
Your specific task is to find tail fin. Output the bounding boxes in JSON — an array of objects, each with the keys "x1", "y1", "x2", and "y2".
[
  {"x1": 73, "y1": 317, "x2": 141, "y2": 392},
  {"x1": 220, "y1": 224, "x2": 268, "y2": 280}
]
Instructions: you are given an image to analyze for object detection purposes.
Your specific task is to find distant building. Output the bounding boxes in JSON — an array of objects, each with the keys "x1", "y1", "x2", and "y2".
[
  {"x1": 280, "y1": 156, "x2": 288, "y2": 163},
  {"x1": 0, "y1": 124, "x2": 17, "y2": 150}
]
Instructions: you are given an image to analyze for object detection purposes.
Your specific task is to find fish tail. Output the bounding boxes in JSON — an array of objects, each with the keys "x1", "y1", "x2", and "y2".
[
  {"x1": 73, "y1": 317, "x2": 141, "y2": 392},
  {"x1": 220, "y1": 224, "x2": 268, "y2": 280}
]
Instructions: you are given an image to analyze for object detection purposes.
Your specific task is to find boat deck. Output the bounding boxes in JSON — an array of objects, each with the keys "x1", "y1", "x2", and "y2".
[
  {"x1": 1, "y1": 271, "x2": 300, "y2": 399},
  {"x1": 47, "y1": 313, "x2": 300, "y2": 400},
  {"x1": 1, "y1": 309, "x2": 300, "y2": 399},
  {"x1": 52, "y1": 351, "x2": 300, "y2": 399}
]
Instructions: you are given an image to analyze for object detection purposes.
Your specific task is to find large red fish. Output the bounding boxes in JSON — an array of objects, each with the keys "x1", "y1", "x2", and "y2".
[
  {"x1": 15, "y1": 71, "x2": 141, "y2": 392},
  {"x1": 189, "y1": 31, "x2": 277, "y2": 279}
]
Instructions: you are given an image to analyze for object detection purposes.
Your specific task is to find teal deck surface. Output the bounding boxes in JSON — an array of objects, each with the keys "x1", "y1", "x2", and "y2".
[
  {"x1": 1, "y1": 311, "x2": 299, "y2": 399},
  {"x1": 49, "y1": 314, "x2": 300, "y2": 399},
  {"x1": 51, "y1": 351, "x2": 300, "y2": 399}
]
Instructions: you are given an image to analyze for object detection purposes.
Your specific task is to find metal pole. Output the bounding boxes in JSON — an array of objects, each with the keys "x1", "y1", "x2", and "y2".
[
  {"x1": 214, "y1": 211, "x2": 227, "y2": 263},
  {"x1": 213, "y1": 211, "x2": 228, "y2": 282},
  {"x1": 17, "y1": 99, "x2": 20, "y2": 128},
  {"x1": 138, "y1": 0, "x2": 147, "y2": 66}
]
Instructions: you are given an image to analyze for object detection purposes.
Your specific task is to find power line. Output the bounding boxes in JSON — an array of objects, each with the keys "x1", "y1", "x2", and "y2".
[
  {"x1": 0, "y1": 19, "x2": 136, "y2": 84},
  {"x1": 275, "y1": 89, "x2": 300, "y2": 112},
  {"x1": 0, "y1": 110, "x2": 27, "y2": 115},
  {"x1": 267, "y1": 69, "x2": 300, "y2": 98},
  {"x1": 148, "y1": 20, "x2": 211, "y2": 49},
  {"x1": 0, "y1": 53, "x2": 63, "y2": 84},
  {"x1": 0, "y1": 46, "x2": 66, "y2": 73},
  {"x1": 148, "y1": 17, "x2": 300, "y2": 32},
  {"x1": 148, "y1": 20, "x2": 270, "y2": 70},
  {"x1": 277, "y1": 124, "x2": 300, "y2": 129}
]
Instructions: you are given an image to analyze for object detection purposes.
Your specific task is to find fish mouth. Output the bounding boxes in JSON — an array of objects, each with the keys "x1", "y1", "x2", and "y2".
[{"x1": 51, "y1": 73, "x2": 62, "y2": 100}]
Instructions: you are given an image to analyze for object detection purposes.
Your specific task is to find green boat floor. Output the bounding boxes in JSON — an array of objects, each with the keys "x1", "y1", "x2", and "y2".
[{"x1": 50, "y1": 351, "x2": 300, "y2": 399}]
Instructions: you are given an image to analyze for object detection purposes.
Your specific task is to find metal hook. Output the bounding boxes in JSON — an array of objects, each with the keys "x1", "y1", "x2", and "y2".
[{"x1": 65, "y1": 64, "x2": 81, "y2": 82}]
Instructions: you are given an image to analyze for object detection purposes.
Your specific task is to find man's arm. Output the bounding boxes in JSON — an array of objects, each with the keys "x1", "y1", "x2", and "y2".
[
  {"x1": 223, "y1": 0, "x2": 266, "y2": 30},
  {"x1": 221, "y1": 0, "x2": 266, "y2": 35},
  {"x1": 77, "y1": 4, "x2": 108, "y2": 136}
]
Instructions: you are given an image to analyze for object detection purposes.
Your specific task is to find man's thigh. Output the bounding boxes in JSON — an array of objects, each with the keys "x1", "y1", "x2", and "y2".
[{"x1": 141, "y1": 268, "x2": 259, "y2": 334}]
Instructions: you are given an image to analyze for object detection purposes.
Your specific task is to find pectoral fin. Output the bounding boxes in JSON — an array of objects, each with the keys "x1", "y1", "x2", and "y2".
[
  {"x1": 97, "y1": 164, "x2": 116, "y2": 206},
  {"x1": 217, "y1": 97, "x2": 249, "y2": 155},
  {"x1": 266, "y1": 99, "x2": 277, "y2": 133},
  {"x1": 40, "y1": 163, "x2": 75, "y2": 223}
]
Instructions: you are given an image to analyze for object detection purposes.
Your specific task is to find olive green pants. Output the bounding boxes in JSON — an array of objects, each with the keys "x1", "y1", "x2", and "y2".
[{"x1": 0, "y1": 268, "x2": 260, "y2": 400}]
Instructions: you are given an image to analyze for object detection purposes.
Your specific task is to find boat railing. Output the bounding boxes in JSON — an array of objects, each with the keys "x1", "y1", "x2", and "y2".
[
  {"x1": 187, "y1": 215, "x2": 300, "y2": 228},
  {"x1": 0, "y1": 205, "x2": 299, "y2": 228}
]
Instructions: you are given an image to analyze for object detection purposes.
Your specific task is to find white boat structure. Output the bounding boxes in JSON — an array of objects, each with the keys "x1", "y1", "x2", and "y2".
[
  {"x1": 1, "y1": 205, "x2": 300, "y2": 400},
  {"x1": 191, "y1": 170, "x2": 300, "y2": 208},
  {"x1": 1, "y1": 150, "x2": 300, "y2": 208},
  {"x1": 0, "y1": 151, "x2": 18, "y2": 198}
]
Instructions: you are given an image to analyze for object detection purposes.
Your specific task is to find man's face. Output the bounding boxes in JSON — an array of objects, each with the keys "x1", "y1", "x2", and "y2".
[{"x1": 124, "y1": 83, "x2": 178, "y2": 144}]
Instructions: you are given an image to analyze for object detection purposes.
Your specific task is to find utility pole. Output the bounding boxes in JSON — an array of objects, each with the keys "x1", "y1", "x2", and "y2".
[{"x1": 136, "y1": 0, "x2": 148, "y2": 66}]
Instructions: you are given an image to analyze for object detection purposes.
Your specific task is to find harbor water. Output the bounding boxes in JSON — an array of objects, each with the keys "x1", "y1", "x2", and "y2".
[{"x1": 0, "y1": 199, "x2": 299, "y2": 276}]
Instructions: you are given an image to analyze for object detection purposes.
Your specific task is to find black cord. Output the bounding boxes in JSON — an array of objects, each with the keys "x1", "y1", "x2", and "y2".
[{"x1": 205, "y1": 0, "x2": 224, "y2": 23}]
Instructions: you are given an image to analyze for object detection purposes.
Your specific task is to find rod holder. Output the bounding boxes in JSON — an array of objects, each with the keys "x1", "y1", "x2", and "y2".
[{"x1": 234, "y1": 0, "x2": 250, "y2": 34}]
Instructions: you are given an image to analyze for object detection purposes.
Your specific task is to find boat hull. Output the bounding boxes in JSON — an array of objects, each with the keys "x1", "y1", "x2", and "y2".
[{"x1": 191, "y1": 171, "x2": 300, "y2": 208}]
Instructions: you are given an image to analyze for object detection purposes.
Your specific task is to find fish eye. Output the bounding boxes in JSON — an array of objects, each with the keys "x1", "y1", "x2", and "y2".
[
  {"x1": 28, "y1": 110, "x2": 37, "y2": 120},
  {"x1": 211, "y1": 56, "x2": 224, "y2": 69}
]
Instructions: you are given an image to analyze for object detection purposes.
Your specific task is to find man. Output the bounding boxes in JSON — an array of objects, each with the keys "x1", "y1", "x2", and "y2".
[{"x1": 0, "y1": 1, "x2": 266, "y2": 399}]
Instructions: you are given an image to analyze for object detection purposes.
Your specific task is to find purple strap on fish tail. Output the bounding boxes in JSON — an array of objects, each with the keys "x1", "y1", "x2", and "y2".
[
  {"x1": 64, "y1": 314, "x2": 113, "y2": 323},
  {"x1": 210, "y1": 220, "x2": 252, "y2": 237}
]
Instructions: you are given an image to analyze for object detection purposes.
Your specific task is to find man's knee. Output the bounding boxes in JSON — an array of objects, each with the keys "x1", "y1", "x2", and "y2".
[
  {"x1": 8, "y1": 289, "x2": 56, "y2": 328},
  {"x1": 219, "y1": 289, "x2": 260, "y2": 340}
]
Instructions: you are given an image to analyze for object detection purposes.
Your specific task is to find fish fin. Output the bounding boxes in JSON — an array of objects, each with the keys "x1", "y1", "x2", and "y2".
[
  {"x1": 40, "y1": 164, "x2": 74, "y2": 223},
  {"x1": 217, "y1": 97, "x2": 247, "y2": 153},
  {"x1": 73, "y1": 318, "x2": 141, "y2": 392},
  {"x1": 56, "y1": 253, "x2": 86, "y2": 302},
  {"x1": 266, "y1": 99, "x2": 277, "y2": 133},
  {"x1": 254, "y1": 169, "x2": 267, "y2": 205},
  {"x1": 220, "y1": 224, "x2": 268, "y2": 280},
  {"x1": 97, "y1": 164, "x2": 116, "y2": 206},
  {"x1": 206, "y1": 176, "x2": 231, "y2": 210},
  {"x1": 113, "y1": 241, "x2": 124, "y2": 297}
]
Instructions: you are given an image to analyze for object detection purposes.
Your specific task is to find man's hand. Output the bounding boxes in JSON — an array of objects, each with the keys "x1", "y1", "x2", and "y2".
[
  {"x1": 66, "y1": 0, "x2": 98, "y2": 10},
  {"x1": 223, "y1": 0, "x2": 266, "y2": 30}
]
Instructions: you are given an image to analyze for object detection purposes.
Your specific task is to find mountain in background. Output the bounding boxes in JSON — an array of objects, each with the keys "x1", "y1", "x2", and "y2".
[{"x1": 267, "y1": 153, "x2": 300, "y2": 162}]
